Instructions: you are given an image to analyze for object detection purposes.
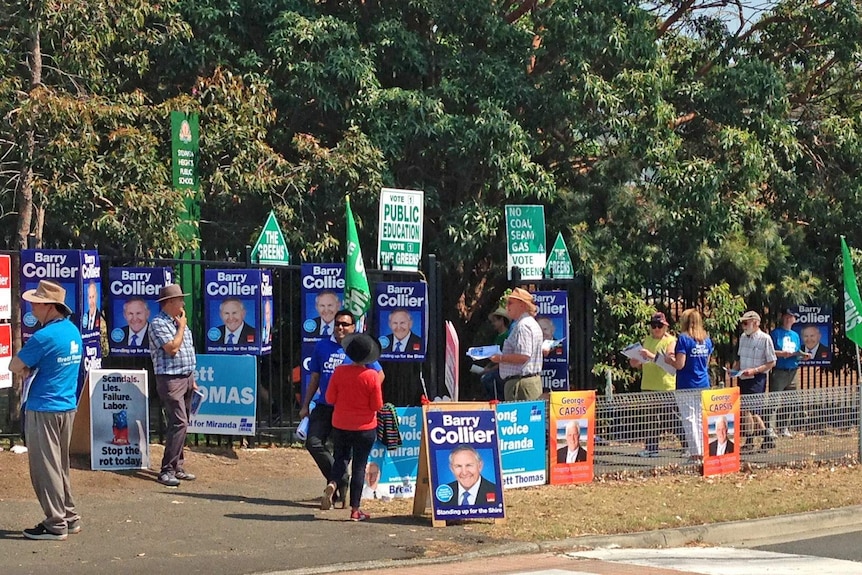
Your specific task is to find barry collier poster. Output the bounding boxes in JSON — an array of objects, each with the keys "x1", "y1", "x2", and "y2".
[
  {"x1": 548, "y1": 390, "x2": 595, "y2": 485},
  {"x1": 188, "y1": 354, "x2": 257, "y2": 436},
  {"x1": 19, "y1": 249, "x2": 81, "y2": 342},
  {"x1": 792, "y1": 305, "x2": 832, "y2": 366},
  {"x1": 89, "y1": 369, "x2": 149, "y2": 471},
  {"x1": 428, "y1": 409, "x2": 505, "y2": 521},
  {"x1": 301, "y1": 263, "x2": 345, "y2": 341},
  {"x1": 204, "y1": 269, "x2": 270, "y2": 355},
  {"x1": 108, "y1": 267, "x2": 173, "y2": 356},
  {"x1": 533, "y1": 290, "x2": 569, "y2": 392},
  {"x1": 702, "y1": 387, "x2": 740, "y2": 477},
  {"x1": 375, "y1": 282, "x2": 427, "y2": 362},
  {"x1": 79, "y1": 250, "x2": 102, "y2": 340},
  {"x1": 362, "y1": 407, "x2": 422, "y2": 500},
  {"x1": 497, "y1": 401, "x2": 547, "y2": 489}
]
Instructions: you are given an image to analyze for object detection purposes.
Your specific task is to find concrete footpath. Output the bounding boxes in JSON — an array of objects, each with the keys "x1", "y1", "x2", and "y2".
[
  {"x1": 4, "y1": 464, "x2": 862, "y2": 575},
  {"x1": 3, "y1": 444, "x2": 862, "y2": 575}
]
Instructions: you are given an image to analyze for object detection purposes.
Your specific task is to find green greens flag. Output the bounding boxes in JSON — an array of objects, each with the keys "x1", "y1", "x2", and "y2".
[
  {"x1": 841, "y1": 237, "x2": 862, "y2": 347},
  {"x1": 345, "y1": 195, "x2": 371, "y2": 316}
]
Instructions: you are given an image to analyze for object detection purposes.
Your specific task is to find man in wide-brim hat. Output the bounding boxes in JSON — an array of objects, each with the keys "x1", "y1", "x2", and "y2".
[
  {"x1": 490, "y1": 288, "x2": 544, "y2": 401},
  {"x1": 148, "y1": 283, "x2": 198, "y2": 487},
  {"x1": 11, "y1": 280, "x2": 83, "y2": 540}
]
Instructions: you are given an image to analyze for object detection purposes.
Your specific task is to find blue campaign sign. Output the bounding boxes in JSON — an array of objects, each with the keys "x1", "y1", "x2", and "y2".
[
  {"x1": 427, "y1": 409, "x2": 505, "y2": 520},
  {"x1": 203, "y1": 269, "x2": 266, "y2": 355},
  {"x1": 259, "y1": 271, "x2": 273, "y2": 355},
  {"x1": 375, "y1": 282, "x2": 427, "y2": 362},
  {"x1": 107, "y1": 267, "x2": 173, "y2": 356},
  {"x1": 363, "y1": 407, "x2": 422, "y2": 500},
  {"x1": 534, "y1": 290, "x2": 569, "y2": 392},
  {"x1": 791, "y1": 305, "x2": 833, "y2": 366},
  {"x1": 19, "y1": 250, "x2": 81, "y2": 342},
  {"x1": 497, "y1": 401, "x2": 547, "y2": 489},
  {"x1": 188, "y1": 354, "x2": 257, "y2": 436},
  {"x1": 79, "y1": 251, "x2": 102, "y2": 344},
  {"x1": 301, "y1": 263, "x2": 345, "y2": 343}
]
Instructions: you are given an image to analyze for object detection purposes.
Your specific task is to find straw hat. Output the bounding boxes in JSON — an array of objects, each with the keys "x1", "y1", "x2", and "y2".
[
  {"x1": 22, "y1": 280, "x2": 72, "y2": 315},
  {"x1": 507, "y1": 288, "x2": 537, "y2": 315}
]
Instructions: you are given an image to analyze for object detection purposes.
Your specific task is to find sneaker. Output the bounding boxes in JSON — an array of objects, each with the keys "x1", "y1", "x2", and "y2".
[
  {"x1": 175, "y1": 470, "x2": 196, "y2": 481},
  {"x1": 320, "y1": 483, "x2": 336, "y2": 511},
  {"x1": 67, "y1": 519, "x2": 81, "y2": 534},
  {"x1": 781, "y1": 428, "x2": 793, "y2": 438},
  {"x1": 157, "y1": 472, "x2": 180, "y2": 487},
  {"x1": 23, "y1": 523, "x2": 66, "y2": 541},
  {"x1": 636, "y1": 449, "x2": 658, "y2": 458},
  {"x1": 350, "y1": 509, "x2": 370, "y2": 522},
  {"x1": 765, "y1": 427, "x2": 778, "y2": 439}
]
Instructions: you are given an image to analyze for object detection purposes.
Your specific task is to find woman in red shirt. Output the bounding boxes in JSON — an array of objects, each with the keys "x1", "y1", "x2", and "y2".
[{"x1": 322, "y1": 333, "x2": 384, "y2": 521}]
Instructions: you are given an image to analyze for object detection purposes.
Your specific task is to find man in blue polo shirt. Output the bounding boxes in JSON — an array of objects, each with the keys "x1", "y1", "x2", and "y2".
[
  {"x1": 299, "y1": 309, "x2": 383, "y2": 506},
  {"x1": 11, "y1": 280, "x2": 84, "y2": 541}
]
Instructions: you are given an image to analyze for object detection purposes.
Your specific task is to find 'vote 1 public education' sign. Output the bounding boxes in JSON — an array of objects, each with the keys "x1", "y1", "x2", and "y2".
[{"x1": 378, "y1": 188, "x2": 424, "y2": 271}]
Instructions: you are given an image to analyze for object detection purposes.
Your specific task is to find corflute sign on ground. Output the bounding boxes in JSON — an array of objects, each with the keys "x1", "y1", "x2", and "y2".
[
  {"x1": 108, "y1": 267, "x2": 173, "y2": 356},
  {"x1": 204, "y1": 269, "x2": 271, "y2": 355},
  {"x1": 428, "y1": 409, "x2": 505, "y2": 521},
  {"x1": 89, "y1": 369, "x2": 149, "y2": 471}
]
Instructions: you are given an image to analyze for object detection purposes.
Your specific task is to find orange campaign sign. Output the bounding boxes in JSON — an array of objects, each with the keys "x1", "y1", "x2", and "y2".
[
  {"x1": 701, "y1": 387, "x2": 741, "y2": 477},
  {"x1": 548, "y1": 390, "x2": 595, "y2": 485}
]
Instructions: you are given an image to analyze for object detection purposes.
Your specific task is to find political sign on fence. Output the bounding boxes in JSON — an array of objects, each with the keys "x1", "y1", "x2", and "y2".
[
  {"x1": 548, "y1": 390, "x2": 595, "y2": 485},
  {"x1": 79, "y1": 251, "x2": 102, "y2": 341},
  {"x1": 301, "y1": 263, "x2": 345, "y2": 342},
  {"x1": 89, "y1": 369, "x2": 149, "y2": 471},
  {"x1": 378, "y1": 187, "x2": 424, "y2": 271},
  {"x1": 0, "y1": 324, "x2": 11, "y2": 389},
  {"x1": 362, "y1": 407, "x2": 422, "y2": 500},
  {"x1": 505, "y1": 205, "x2": 546, "y2": 280},
  {"x1": 545, "y1": 232, "x2": 574, "y2": 279},
  {"x1": 791, "y1": 305, "x2": 832, "y2": 366},
  {"x1": 497, "y1": 401, "x2": 547, "y2": 489},
  {"x1": 702, "y1": 387, "x2": 740, "y2": 477},
  {"x1": 375, "y1": 282, "x2": 427, "y2": 362},
  {"x1": 19, "y1": 250, "x2": 81, "y2": 342},
  {"x1": 188, "y1": 354, "x2": 257, "y2": 436},
  {"x1": 108, "y1": 267, "x2": 173, "y2": 356},
  {"x1": 204, "y1": 269, "x2": 270, "y2": 355},
  {"x1": 0, "y1": 254, "x2": 10, "y2": 320},
  {"x1": 534, "y1": 290, "x2": 569, "y2": 392},
  {"x1": 427, "y1": 408, "x2": 505, "y2": 521},
  {"x1": 251, "y1": 210, "x2": 290, "y2": 266}
]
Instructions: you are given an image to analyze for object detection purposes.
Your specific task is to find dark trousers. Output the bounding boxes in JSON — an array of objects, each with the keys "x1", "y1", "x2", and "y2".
[
  {"x1": 330, "y1": 428, "x2": 377, "y2": 509},
  {"x1": 305, "y1": 404, "x2": 348, "y2": 487},
  {"x1": 156, "y1": 373, "x2": 194, "y2": 474}
]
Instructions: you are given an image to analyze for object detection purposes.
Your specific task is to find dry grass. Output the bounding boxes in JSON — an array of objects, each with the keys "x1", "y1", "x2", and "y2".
[{"x1": 360, "y1": 461, "x2": 862, "y2": 542}]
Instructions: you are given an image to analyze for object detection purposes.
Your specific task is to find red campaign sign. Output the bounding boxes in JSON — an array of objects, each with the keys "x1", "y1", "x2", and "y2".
[
  {"x1": 0, "y1": 324, "x2": 11, "y2": 389},
  {"x1": 0, "y1": 254, "x2": 10, "y2": 321}
]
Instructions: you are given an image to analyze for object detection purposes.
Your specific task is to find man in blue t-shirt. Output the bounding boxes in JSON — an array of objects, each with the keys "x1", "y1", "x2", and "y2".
[
  {"x1": 769, "y1": 309, "x2": 810, "y2": 438},
  {"x1": 299, "y1": 310, "x2": 383, "y2": 505},
  {"x1": 11, "y1": 280, "x2": 83, "y2": 541}
]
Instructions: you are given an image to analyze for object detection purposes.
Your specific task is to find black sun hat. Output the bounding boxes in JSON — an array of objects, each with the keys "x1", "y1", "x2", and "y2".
[{"x1": 341, "y1": 333, "x2": 381, "y2": 365}]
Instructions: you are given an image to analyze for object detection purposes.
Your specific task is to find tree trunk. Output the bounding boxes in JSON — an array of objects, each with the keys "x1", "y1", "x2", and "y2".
[{"x1": 16, "y1": 19, "x2": 42, "y2": 250}]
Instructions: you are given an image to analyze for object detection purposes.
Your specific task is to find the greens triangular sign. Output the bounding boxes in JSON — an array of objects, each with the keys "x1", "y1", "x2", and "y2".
[
  {"x1": 251, "y1": 211, "x2": 290, "y2": 266},
  {"x1": 545, "y1": 232, "x2": 574, "y2": 279}
]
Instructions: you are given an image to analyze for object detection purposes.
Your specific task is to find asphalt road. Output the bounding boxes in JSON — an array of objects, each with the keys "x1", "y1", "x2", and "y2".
[{"x1": 756, "y1": 529, "x2": 862, "y2": 563}]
